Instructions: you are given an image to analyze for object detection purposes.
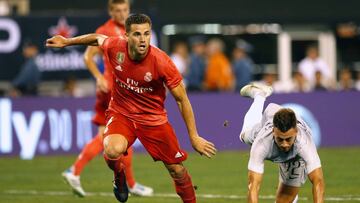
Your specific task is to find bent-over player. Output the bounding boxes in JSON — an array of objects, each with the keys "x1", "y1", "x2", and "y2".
[{"x1": 239, "y1": 83, "x2": 324, "y2": 203}]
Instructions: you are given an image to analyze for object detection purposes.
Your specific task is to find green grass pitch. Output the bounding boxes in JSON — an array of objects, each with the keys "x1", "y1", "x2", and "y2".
[{"x1": 1, "y1": 147, "x2": 360, "y2": 203}]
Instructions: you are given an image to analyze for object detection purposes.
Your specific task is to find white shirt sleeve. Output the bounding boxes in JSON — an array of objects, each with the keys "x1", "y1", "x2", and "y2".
[
  {"x1": 248, "y1": 141, "x2": 268, "y2": 174},
  {"x1": 298, "y1": 135, "x2": 322, "y2": 173}
]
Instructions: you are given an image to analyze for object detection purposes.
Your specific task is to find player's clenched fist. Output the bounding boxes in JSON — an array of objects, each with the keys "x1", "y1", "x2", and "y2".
[
  {"x1": 191, "y1": 136, "x2": 217, "y2": 158},
  {"x1": 46, "y1": 35, "x2": 68, "y2": 48}
]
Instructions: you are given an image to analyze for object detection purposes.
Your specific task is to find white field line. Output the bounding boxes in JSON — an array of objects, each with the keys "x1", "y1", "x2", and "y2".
[{"x1": 3, "y1": 190, "x2": 360, "y2": 201}]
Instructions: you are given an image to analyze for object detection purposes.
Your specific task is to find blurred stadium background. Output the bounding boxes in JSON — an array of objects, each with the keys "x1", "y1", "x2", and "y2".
[{"x1": 1, "y1": 0, "x2": 360, "y2": 202}]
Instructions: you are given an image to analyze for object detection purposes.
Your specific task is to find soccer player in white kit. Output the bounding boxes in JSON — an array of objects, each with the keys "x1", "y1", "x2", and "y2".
[{"x1": 239, "y1": 83, "x2": 325, "y2": 203}]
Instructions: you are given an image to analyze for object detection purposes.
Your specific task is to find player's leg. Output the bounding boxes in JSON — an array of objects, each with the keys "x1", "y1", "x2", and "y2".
[
  {"x1": 239, "y1": 83, "x2": 273, "y2": 144},
  {"x1": 61, "y1": 126, "x2": 105, "y2": 197},
  {"x1": 122, "y1": 147, "x2": 135, "y2": 187},
  {"x1": 275, "y1": 182, "x2": 300, "y2": 203},
  {"x1": 103, "y1": 134, "x2": 130, "y2": 203},
  {"x1": 137, "y1": 122, "x2": 195, "y2": 203},
  {"x1": 73, "y1": 126, "x2": 105, "y2": 175},
  {"x1": 122, "y1": 146, "x2": 154, "y2": 196},
  {"x1": 164, "y1": 163, "x2": 196, "y2": 203},
  {"x1": 103, "y1": 114, "x2": 137, "y2": 203},
  {"x1": 61, "y1": 91, "x2": 109, "y2": 197},
  {"x1": 166, "y1": 163, "x2": 196, "y2": 203}
]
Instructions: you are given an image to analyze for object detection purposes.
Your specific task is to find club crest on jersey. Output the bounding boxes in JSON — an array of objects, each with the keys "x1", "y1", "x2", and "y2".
[
  {"x1": 144, "y1": 72, "x2": 152, "y2": 82},
  {"x1": 116, "y1": 52, "x2": 125, "y2": 64}
]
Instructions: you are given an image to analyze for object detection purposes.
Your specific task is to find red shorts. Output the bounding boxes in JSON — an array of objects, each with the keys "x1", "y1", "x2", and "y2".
[
  {"x1": 104, "y1": 112, "x2": 188, "y2": 164},
  {"x1": 92, "y1": 90, "x2": 111, "y2": 126}
]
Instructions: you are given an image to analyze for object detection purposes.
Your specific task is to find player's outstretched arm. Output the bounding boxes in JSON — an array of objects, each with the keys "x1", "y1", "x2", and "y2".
[
  {"x1": 247, "y1": 170, "x2": 263, "y2": 203},
  {"x1": 84, "y1": 46, "x2": 108, "y2": 93},
  {"x1": 308, "y1": 167, "x2": 325, "y2": 203},
  {"x1": 46, "y1": 34, "x2": 108, "y2": 48},
  {"x1": 170, "y1": 82, "x2": 217, "y2": 158}
]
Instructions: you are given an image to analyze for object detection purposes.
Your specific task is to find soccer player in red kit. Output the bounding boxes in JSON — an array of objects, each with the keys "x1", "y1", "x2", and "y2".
[
  {"x1": 46, "y1": 13, "x2": 217, "y2": 203},
  {"x1": 61, "y1": 0, "x2": 153, "y2": 197}
]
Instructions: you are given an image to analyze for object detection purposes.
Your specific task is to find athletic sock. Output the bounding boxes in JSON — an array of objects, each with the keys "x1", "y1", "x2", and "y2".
[
  {"x1": 103, "y1": 153, "x2": 123, "y2": 173},
  {"x1": 172, "y1": 169, "x2": 196, "y2": 203},
  {"x1": 73, "y1": 134, "x2": 103, "y2": 176}
]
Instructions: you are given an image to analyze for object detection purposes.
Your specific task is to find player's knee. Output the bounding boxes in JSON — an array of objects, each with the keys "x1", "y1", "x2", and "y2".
[
  {"x1": 166, "y1": 164, "x2": 186, "y2": 179},
  {"x1": 103, "y1": 135, "x2": 127, "y2": 159},
  {"x1": 240, "y1": 131, "x2": 252, "y2": 145},
  {"x1": 104, "y1": 145, "x2": 123, "y2": 159}
]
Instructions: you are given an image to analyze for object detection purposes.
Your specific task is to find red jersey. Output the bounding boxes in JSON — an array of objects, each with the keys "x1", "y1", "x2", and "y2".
[
  {"x1": 101, "y1": 36, "x2": 182, "y2": 126},
  {"x1": 95, "y1": 19, "x2": 126, "y2": 88}
]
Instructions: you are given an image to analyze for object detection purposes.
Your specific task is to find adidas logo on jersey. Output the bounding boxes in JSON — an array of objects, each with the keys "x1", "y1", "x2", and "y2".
[
  {"x1": 175, "y1": 152, "x2": 183, "y2": 158},
  {"x1": 115, "y1": 65, "x2": 123, "y2": 72}
]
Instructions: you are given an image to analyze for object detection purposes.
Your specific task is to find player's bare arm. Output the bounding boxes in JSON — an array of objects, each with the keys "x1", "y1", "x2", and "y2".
[
  {"x1": 308, "y1": 167, "x2": 325, "y2": 203},
  {"x1": 46, "y1": 34, "x2": 108, "y2": 48},
  {"x1": 248, "y1": 170, "x2": 263, "y2": 203},
  {"x1": 170, "y1": 82, "x2": 217, "y2": 158},
  {"x1": 84, "y1": 46, "x2": 108, "y2": 93}
]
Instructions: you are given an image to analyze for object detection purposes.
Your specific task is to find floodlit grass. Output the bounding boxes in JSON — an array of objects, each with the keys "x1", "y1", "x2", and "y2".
[{"x1": 0, "y1": 147, "x2": 359, "y2": 203}]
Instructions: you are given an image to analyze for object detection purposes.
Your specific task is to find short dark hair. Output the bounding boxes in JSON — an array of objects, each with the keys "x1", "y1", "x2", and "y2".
[
  {"x1": 273, "y1": 108, "x2": 297, "y2": 133},
  {"x1": 108, "y1": 0, "x2": 129, "y2": 10},
  {"x1": 125, "y1": 13, "x2": 152, "y2": 33}
]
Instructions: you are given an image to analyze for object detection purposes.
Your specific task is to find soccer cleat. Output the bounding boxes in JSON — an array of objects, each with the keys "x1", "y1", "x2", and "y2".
[
  {"x1": 113, "y1": 169, "x2": 129, "y2": 202},
  {"x1": 129, "y1": 182, "x2": 154, "y2": 197},
  {"x1": 240, "y1": 82, "x2": 273, "y2": 99},
  {"x1": 61, "y1": 169, "x2": 86, "y2": 197}
]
